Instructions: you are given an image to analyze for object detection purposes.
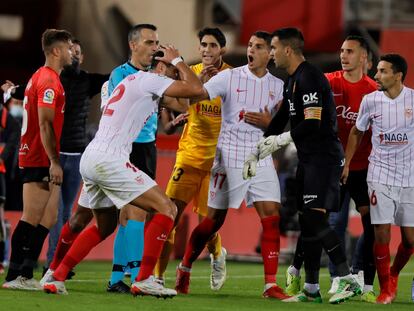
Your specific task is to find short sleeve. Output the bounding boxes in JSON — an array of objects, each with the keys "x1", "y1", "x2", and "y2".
[
  {"x1": 355, "y1": 95, "x2": 370, "y2": 131},
  {"x1": 141, "y1": 72, "x2": 175, "y2": 98},
  {"x1": 37, "y1": 76, "x2": 60, "y2": 109},
  {"x1": 204, "y1": 69, "x2": 231, "y2": 100},
  {"x1": 108, "y1": 68, "x2": 124, "y2": 94}
]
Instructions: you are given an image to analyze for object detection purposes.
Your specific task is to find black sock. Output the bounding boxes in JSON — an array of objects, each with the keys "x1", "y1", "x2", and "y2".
[
  {"x1": 21, "y1": 225, "x2": 49, "y2": 279},
  {"x1": 302, "y1": 235, "x2": 322, "y2": 284},
  {"x1": 6, "y1": 220, "x2": 35, "y2": 281},
  {"x1": 292, "y1": 234, "x2": 305, "y2": 270},
  {"x1": 361, "y1": 213, "x2": 375, "y2": 285},
  {"x1": 302, "y1": 210, "x2": 349, "y2": 277}
]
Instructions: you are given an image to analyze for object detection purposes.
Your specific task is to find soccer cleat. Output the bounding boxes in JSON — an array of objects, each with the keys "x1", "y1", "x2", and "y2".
[
  {"x1": 285, "y1": 266, "x2": 301, "y2": 295},
  {"x1": 175, "y1": 263, "x2": 191, "y2": 294},
  {"x1": 154, "y1": 277, "x2": 165, "y2": 286},
  {"x1": 376, "y1": 291, "x2": 393, "y2": 304},
  {"x1": 389, "y1": 274, "x2": 398, "y2": 301},
  {"x1": 131, "y1": 276, "x2": 177, "y2": 298},
  {"x1": 327, "y1": 277, "x2": 340, "y2": 294},
  {"x1": 40, "y1": 268, "x2": 54, "y2": 287},
  {"x1": 356, "y1": 271, "x2": 364, "y2": 289},
  {"x1": 43, "y1": 279, "x2": 68, "y2": 295},
  {"x1": 210, "y1": 247, "x2": 227, "y2": 291},
  {"x1": 361, "y1": 290, "x2": 377, "y2": 303},
  {"x1": 263, "y1": 284, "x2": 291, "y2": 300},
  {"x1": 2, "y1": 276, "x2": 42, "y2": 291},
  {"x1": 106, "y1": 280, "x2": 130, "y2": 293},
  {"x1": 282, "y1": 289, "x2": 322, "y2": 303},
  {"x1": 329, "y1": 276, "x2": 362, "y2": 304}
]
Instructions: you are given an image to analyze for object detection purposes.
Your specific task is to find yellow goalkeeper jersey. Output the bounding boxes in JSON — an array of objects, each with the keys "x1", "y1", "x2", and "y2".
[{"x1": 175, "y1": 62, "x2": 232, "y2": 171}]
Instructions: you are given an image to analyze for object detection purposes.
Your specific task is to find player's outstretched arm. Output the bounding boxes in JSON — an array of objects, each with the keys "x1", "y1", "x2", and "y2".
[{"x1": 341, "y1": 125, "x2": 364, "y2": 184}]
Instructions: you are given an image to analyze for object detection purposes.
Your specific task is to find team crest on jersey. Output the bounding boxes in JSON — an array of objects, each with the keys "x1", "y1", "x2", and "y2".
[
  {"x1": 210, "y1": 191, "x2": 216, "y2": 199},
  {"x1": 43, "y1": 89, "x2": 55, "y2": 104},
  {"x1": 269, "y1": 91, "x2": 275, "y2": 101},
  {"x1": 405, "y1": 108, "x2": 413, "y2": 118},
  {"x1": 379, "y1": 132, "x2": 409, "y2": 145}
]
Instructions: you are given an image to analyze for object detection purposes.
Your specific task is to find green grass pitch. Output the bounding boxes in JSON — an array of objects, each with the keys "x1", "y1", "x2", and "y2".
[{"x1": 1, "y1": 260, "x2": 413, "y2": 310}]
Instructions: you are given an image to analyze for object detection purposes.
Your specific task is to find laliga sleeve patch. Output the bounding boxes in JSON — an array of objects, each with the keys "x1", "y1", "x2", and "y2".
[{"x1": 43, "y1": 89, "x2": 55, "y2": 104}]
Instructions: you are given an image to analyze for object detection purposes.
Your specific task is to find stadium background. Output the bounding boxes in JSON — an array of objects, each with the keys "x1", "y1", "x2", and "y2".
[{"x1": 0, "y1": 0, "x2": 413, "y2": 261}]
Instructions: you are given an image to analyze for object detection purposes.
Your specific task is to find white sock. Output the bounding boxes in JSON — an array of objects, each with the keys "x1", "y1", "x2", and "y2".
[
  {"x1": 264, "y1": 283, "x2": 276, "y2": 291},
  {"x1": 288, "y1": 265, "x2": 300, "y2": 276},
  {"x1": 304, "y1": 283, "x2": 319, "y2": 294},
  {"x1": 364, "y1": 284, "x2": 373, "y2": 293}
]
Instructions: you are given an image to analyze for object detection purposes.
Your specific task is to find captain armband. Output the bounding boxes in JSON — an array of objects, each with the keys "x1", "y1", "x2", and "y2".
[{"x1": 304, "y1": 107, "x2": 322, "y2": 120}]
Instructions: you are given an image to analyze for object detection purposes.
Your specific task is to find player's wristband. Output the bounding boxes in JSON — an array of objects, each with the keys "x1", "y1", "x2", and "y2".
[{"x1": 171, "y1": 57, "x2": 184, "y2": 66}]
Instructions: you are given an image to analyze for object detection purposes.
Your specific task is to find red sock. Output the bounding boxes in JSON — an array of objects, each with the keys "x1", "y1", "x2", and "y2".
[
  {"x1": 390, "y1": 243, "x2": 414, "y2": 277},
  {"x1": 53, "y1": 226, "x2": 103, "y2": 281},
  {"x1": 182, "y1": 217, "x2": 216, "y2": 269},
  {"x1": 50, "y1": 222, "x2": 80, "y2": 270},
  {"x1": 261, "y1": 216, "x2": 280, "y2": 284},
  {"x1": 136, "y1": 214, "x2": 174, "y2": 281},
  {"x1": 374, "y1": 242, "x2": 390, "y2": 293}
]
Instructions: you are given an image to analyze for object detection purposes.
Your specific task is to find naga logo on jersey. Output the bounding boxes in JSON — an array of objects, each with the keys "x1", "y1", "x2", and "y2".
[
  {"x1": 302, "y1": 92, "x2": 318, "y2": 106},
  {"x1": 379, "y1": 132, "x2": 409, "y2": 145},
  {"x1": 43, "y1": 89, "x2": 55, "y2": 104},
  {"x1": 239, "y1": 109, "x2": 245, "y2": 121},
  {"x1": 196, "y1": 103, "x2": 221, "y2": 117},
  {"x1": 336, "y1": 105, "x2": 358, "y2": 123}
]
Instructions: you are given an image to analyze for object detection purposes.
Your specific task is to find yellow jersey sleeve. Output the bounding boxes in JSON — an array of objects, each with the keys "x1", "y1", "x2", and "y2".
[{"x1": 175, "y1": 62, "x2": 232, "y2": 171}]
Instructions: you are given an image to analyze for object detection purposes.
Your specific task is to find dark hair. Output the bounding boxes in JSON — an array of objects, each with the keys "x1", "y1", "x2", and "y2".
[
  {"x1": 128, "y1": 24, "x2": 157, "y2": 42},
  {"x1": 272, "y1": 27, "x2": 304, "y2": 54},
  {"x1": 41, "y1": 29, "x2": 72, "y2": 54},
  {"x1": 72, "y1": 38, "x2": 82, "y2": 50},
  {"x1": 380, "y1": 53, "x2": 408, "y2": 82},
  {"x1": 345, "y1": 35, "x2": 369, "y2": 52},
  {"x1": 198, "y1": 27, "x2": 226, "y2": 47},
  {"x1": 252, "y1": 31, "x2": 272, "y2": 47}
]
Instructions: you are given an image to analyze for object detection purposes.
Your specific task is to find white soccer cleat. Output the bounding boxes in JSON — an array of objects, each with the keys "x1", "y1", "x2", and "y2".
[
  {"x1": 328, "y1": 275, "x2": 362, "y2": 304},
  {"x1": 210, "y1": 247, "x2": 227, "y2": 291},
  {"x1": 131, "y1": 276, "x2": 177, "y2": 298},
  {"x1": 40, "y1": 268, "x2": 54, "y2": 287},
  {"x1": 43, "y1": 275, "x2": 68, "y2": 295},
  {"x1": 2, "y1": 276, "x2": 42, "y2": 291},
  {"x1": 328, "y1": 276, "x2": 340, "y2": 294}
]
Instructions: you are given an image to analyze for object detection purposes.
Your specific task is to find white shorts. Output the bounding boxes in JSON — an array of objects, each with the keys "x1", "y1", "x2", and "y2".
[
  {"x1": 79, "y1": 150, "x2": 157, "y2": 209},
  {"x1": 368, "y1": 182, "x2": 414, "y2": 226},
  {"x1": 207, "y1": 164, "x2": 280, "y2": 210}
]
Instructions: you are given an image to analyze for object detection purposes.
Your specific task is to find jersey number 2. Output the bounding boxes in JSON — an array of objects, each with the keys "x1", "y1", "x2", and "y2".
[{"x1": 103, "y1": 84, "x2": 125, "y2": 116}]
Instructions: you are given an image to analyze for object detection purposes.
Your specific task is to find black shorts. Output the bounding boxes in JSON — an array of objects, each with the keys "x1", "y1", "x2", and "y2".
[
  {"x1": 296, "y1": 161, "x2": 342, "y2": 212},
  {"x1": 20, "y1": 167, "x2": 49, "y2": 184},
  {"x1": 129, "y1": 141, "x2": 157, "y2": 179},
  {"x1": 340, "y1": 169, "x2": 369, "y2": 210},
  {"x1": 0, "y1": 173, "x2": 5, "y2": 203}
]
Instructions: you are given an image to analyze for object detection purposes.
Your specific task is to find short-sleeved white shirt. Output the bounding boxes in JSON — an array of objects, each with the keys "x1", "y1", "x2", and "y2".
[
  {"x1": 86, "y1": 72, "x2": 174, "y2": 157},
  {"x1": 356, "y1": 86, "x2": 414, "y2": 187},
  {"x1": 204, "y1": 65, "x2": 284, "y2": 169}
]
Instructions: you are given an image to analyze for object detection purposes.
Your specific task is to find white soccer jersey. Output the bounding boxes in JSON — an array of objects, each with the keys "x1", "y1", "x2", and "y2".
[
  {"x1": 204, "y1": 65, "x2": 284, "y2": 168},
  {"x1": 356, "y1": 86, "x2": 414, "y2": 187},
  {"x1": 86, "y1": 72, "x2": 174, "y2": 157}
]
